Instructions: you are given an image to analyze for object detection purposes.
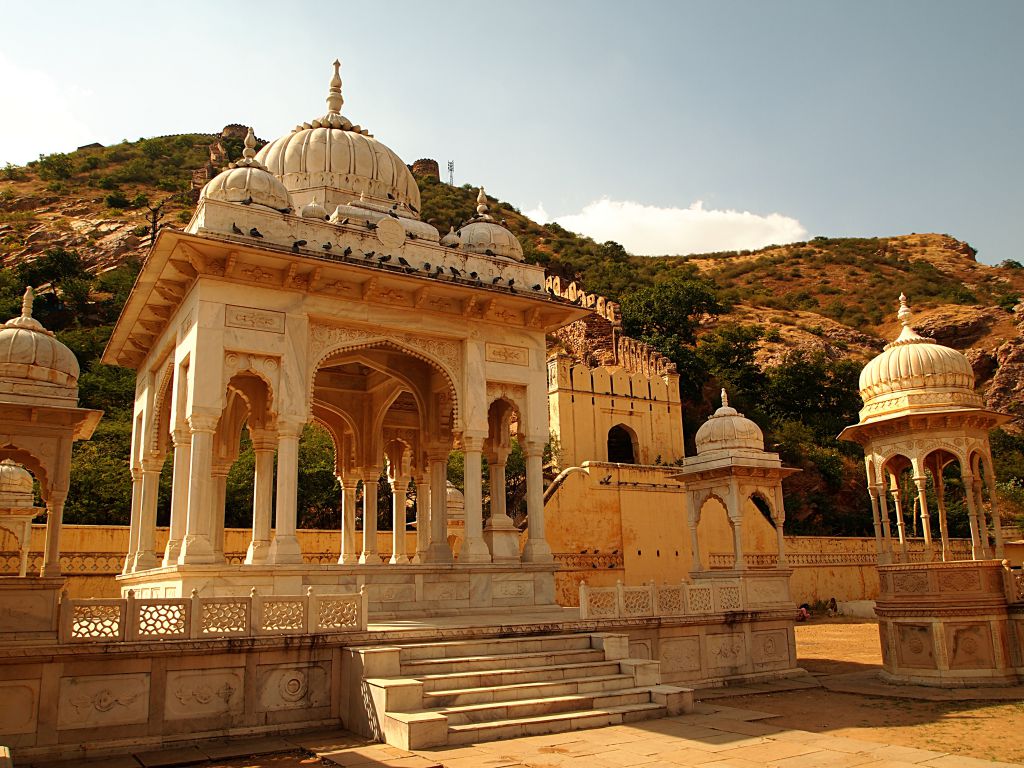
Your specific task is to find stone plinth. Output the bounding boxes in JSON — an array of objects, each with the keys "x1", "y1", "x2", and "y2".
[
  {"x1": 117, "y1": 563, "x2": 559, "y2": 618},
  {"x1": 875, "y1": 560, "x2": 1016, "y2": 686},
  {"x1": 0, "y1": 577, "x2": 64, "y2": 640}
]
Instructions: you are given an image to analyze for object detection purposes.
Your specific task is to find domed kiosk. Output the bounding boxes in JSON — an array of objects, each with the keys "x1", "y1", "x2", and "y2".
[
  {"x1": 840, "y1": 294, "x2": 1019, "y2": 687},
  {"x1": 673, "y1": 390, "x2": 798, "y2": 576},
  {"x1": 103, "y1": 60, "x2": 589, "y2": 610},
  {"x1": 0, "y1": 288, "x2": 101, "y2": 639}
]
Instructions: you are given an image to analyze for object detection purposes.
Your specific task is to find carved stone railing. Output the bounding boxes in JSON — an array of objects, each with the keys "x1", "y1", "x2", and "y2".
[
  {"x1": 59, "y1": 586, "x2": 367, "y2": 643},
  {"x1": 578, "y1": 578, "x2": 747, "y2": 620}
]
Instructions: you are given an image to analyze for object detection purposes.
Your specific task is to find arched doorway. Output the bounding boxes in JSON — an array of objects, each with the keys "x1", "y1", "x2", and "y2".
[{"x1": 607, "y1": 424, "x2": 637, "y2": 464}]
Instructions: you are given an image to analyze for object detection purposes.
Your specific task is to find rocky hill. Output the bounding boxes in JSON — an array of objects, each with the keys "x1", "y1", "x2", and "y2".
[
  {"x1": 3, "y1": 136, "x2": 1023, "y2": 428},
  {"x1": 3, "y1": 133, "x2": 1024, "y2": 534}
]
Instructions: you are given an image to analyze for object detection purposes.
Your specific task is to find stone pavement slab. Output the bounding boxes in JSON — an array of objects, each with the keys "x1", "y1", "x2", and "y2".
[
  {"x1": 133, "y1": 745, "x2": 208, "y2": 767},
  {"x1": 199, "y1": 735, "x2": 296, "y2": 760}
]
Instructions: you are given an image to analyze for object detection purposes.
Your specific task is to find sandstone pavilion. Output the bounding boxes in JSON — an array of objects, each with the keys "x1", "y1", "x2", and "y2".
[{"x1": 842, "y1": 294, "x2": 1022, "y2": 686}]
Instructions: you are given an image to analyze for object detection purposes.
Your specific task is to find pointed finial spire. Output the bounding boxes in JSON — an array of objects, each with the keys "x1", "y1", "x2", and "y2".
[
  {"x1": 326, "y1": 59, "x2": 343, "y2": 114},
  {"x1": 242, "y1": 127, "x2": 256, "y2": 160},
  {"x1": 897, "y1": 292, "x2": 912, "y2": 328},
  {"x1": 721, "y1": 388, "x2": 729, "y2": 408},
  {"x1": 476, "y1": 187, "x2": 490, "y2": 218},
  {"x1": 21, "y1": 286, "x2": 34, "y2": 319}
]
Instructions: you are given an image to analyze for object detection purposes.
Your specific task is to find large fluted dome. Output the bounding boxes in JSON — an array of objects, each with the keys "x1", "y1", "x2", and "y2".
[
  {"x1": 0, "y1": 289, "x2": 79, "y2": 388},
  {"x1": 256, "y1": 61, "x2": 421, "y2": 214},
  {"x1": 858, "y1": 295, "x2": 982, "y2": 420},
  {"x1": 694, "y1": 391, "x2": 764, "y2": 455}
]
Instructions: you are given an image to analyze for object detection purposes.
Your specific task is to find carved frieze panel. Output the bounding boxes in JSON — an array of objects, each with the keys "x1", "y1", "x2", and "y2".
[
  {"x1": 751, "y1": 630, "x2": 789, "y2": 664},
  {"x1": 493, "y1": 580, "x2": 533, "y2": 600},
  {"x1": 257, "y1": 662, "x2": 329, "y2": 712},
  {"x1": 706, "y1": 634, "x2": 746, "y2": 669},
  {"x1": 367, "y1": 584, "x2": 416, "y2": 603},
  {"x1": 57, "y1": 673, "x2": 150, "y2": 730},
  {"x1": 485, "y1": 343, "x2": 529, "y2": 367},
  {"x1": 659, "y1": 636, "x2": 701, "y2": 673},
  {"x1": 0, "y1": 679, "x2": 39, "y2": 735},
  {"x1": 165, "y1": 669, "x2": 244, "y2": 721},
  {"x1": 946, "y1": 623, "x2": 995, "y2": 670},
  {"x1": 225, "y1": 305, "x2": 285, "y2": 334},
  {"x1": 894, "y1": 623, "x2": 936, "y2": 669}
]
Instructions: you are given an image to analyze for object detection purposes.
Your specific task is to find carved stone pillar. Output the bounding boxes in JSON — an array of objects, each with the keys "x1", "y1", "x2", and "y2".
[
  {"x1": 889, "y1": 487, "x2": 909, "y2": 562},
  {"x1": 933, "y1": 464, "x2": 951, "y2": 562},
  {"x1": 133, "y1": 459, "x2": 162, "y2": 570},
  {"x1": 425, "y1": 453, "x2": 452, "y2": 563},
  {"x1": 412, "y1": 473, "x2": 429, "y2": 564},
  {"x1": 868, "y1": 486, "x2": 886, "y2": 564},
  {"x1": 731, "y1": 517, "x2": 746, "y2": 570},
  {"x1": 164, "y1": 429, "x2": 190, "y2": 566},
  {"x1": 339, "y1": 477, "x2": 359, "y2": 564},
  {"x1": 124, "y1": 466, "x2": 142, "y2": 574},
  {"x1": 40, "y1": 492, "x2": 67, "y2": 578},
  {"x1": 179, "y1": 414, "x2": 218, "y2": 565},
  {"x1": 460, "y1": 437, "x2": 491, "y2": 563},
  {"x1": 912, "y1": 475, "x2": 933, "y2": 562},
  {"x1": 210, "y1": 466, "x2": 229, "y2": 563},
  {"x1": 360, "y1": 469, "x2": 380, "y2": 565},
  {"x1": 521, "y1": 440, "x2": 553, "y2": 563},
  {"x1": 984, "y1": 459, "x2": 1005, "y2": 559},
  {"x1": 483, "y1": 450, "x2": 519, "y2": 563},
  {"x1": 269, "y1": 422, "x2": 303, "y2": 565},
  {"x1": 962, "y1": 472, "x2": 983, "y2": 560},
  {"x1": 245, "y1": 432, "x2": 276, "y2": 565},
  {"x1": 390, "y1": 474, "x2": 411, "y2": 565},
  {"x1": 688, "y1": 499, "x2": 703, "y2": 575}
]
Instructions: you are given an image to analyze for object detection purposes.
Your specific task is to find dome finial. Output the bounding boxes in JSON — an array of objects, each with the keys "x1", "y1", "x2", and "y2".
[
  {"x1": 242, "y1": 127, "x2": 257, "y2": 160},
  {"x1": 21, "y1": 286, "x2": 34, "y2": 319},
  {"x1": 721, "y1": 388, "x2": 729, "y2": 408},
  {"x1": 476, "y1": 187, "x2": 491, "y2": 218},
  {"x1": 326, "y1": 59, "x2": 344, "y2": 114},
  {"x1": 897, "y1": 292, "x2": 912, "y2": 328}
]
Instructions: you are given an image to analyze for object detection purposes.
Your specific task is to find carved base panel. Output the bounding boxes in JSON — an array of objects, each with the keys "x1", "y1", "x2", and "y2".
[
  {"x1": 611, "y1": 612, "x2": 800, "y2": 687},
  {"x1": 875, "y1": 561, "x2": 1019, "y2": 686},
  {"x1": 0, "y1": 577, "x2": 64, "y2": 640},
  {"x1": 117, "y1": 563, "x2": 560, "y2": 618}
]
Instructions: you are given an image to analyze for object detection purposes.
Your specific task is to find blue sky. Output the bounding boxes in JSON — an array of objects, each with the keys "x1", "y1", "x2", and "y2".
[{"x1": 2, "y1": 0, "x2": 1021, "y2": 263}]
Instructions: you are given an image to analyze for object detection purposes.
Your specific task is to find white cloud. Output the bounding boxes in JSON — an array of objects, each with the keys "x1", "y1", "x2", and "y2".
[
  {"x1": 550, "y1": 198, "x2": 808, "y2": 256},
  {"x1": 0, "y1": 53, "x2": 94, "y2": 165},
  {"x1": 522, "y1": 202, "x2": 550, "y2": 224}
]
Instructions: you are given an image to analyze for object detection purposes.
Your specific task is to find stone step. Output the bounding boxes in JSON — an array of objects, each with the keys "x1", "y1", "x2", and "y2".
[
  {"x1": 423, "y1": 673, "x2": 637, "y2": 707},
  {"x1": 440, "y1": 688, "x2": 656, "y2": 726},
  {"x1": 398, "y1": 633, "x2": 595, "y2": 661},
  {"x1": 445, "y1": 702, "x2": 667, "y2": 745},
  {"x1": 419, "y1": 660, "x2": 625, "y2": 693},
  {"x1": 401, "y1": 648, "x2": 605, "y2": 676}
]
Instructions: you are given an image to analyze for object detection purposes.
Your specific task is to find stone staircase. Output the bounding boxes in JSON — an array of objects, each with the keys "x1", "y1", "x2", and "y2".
[{"x1": 354, "y1": 632, "x2": 692, "y2": 749}]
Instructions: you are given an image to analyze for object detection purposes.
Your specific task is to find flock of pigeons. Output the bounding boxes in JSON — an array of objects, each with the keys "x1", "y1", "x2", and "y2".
[{"x1": 228, "y1": 218, "x2": 591, "y2": 305}]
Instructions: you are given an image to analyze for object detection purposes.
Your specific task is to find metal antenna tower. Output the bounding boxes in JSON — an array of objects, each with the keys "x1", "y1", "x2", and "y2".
[{"x1": 447, "y1": 160, "x2": 455, "y2": 186}]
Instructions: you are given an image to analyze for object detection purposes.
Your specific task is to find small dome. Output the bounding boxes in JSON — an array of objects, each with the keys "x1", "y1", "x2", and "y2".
[
  {"x1": 300, "y1": 197, "x2": 328, "y2": 219},
  {"x1": 0, "y1": 460, "x2": 34, "y2": 508},
  {"x1": 256, "y1": 61, "x2": 421, "y2": 213},
  {"x1": 858, "y1": 295, "x2": 981, "y2": 418},
  {"x1": 200, "y1": 128, "x2": 293, "y2": 213},
  {"x1": 445, "y1": 481, "x2": 465, "y2": 523},
  {"x1": 440, "y1": 226, "x2": 460, "y2": 248},
  {"x1": 0, "y1": 288, "x2": 79, "y2": 388},
  {"x1": 457, "y1": 189, "x2": 523, "y2": 262},
  {"x1": 694, "y1": 390, "x2": 764, "y2": 454}
]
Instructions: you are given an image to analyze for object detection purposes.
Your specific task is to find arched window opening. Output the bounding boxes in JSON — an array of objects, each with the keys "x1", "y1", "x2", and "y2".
[{"x1": 607, "y1": 425, "x2": 636, "y2": 464}]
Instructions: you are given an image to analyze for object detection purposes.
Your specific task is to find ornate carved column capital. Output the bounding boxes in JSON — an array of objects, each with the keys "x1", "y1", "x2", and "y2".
[{"x1": 187, "y1": 412, "x2": 219, "y2": 434}]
